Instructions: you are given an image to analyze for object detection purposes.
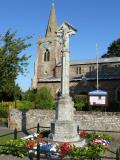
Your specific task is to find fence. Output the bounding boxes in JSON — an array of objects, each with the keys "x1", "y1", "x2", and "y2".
[{"x1": 0, "y1": 124, "x2": 120, "y2": 160}]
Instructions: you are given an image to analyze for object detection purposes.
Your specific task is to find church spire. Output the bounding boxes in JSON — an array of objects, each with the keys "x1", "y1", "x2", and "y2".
[{"x1": 45, "y1": 1, "x2": 58, "y2": 37}]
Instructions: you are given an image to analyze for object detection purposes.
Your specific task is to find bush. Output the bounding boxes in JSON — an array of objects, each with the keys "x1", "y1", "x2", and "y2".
[
  {"x1": 22, "y1": 89, "x2": 36, "y2": 102},
  {"x1": 0, "y1": 139, "x2": 27, "y2": 158},
  {"x1": 74, "y1": 94, "x2": 88, "y2": 111},
  {"x1": 0, "y1": 101, "x2": 33, "y2": 110},
  {"x1": 0, "y1": 101, "x2": 14, "y2": 108},
  {"x1": 108, "y1": 102, "x2": 120, "y2": 112},
  {"x1": 0, "y1": 106, "x2": 9, "y2": 118},
  {"x1": 16, "y1": 100, "x2": 33, "y2": 109},
  {"x1": 35, "y1": 87, "x2": 55, "y2": 109}
]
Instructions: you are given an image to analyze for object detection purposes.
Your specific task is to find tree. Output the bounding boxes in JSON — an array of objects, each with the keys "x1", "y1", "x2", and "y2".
[
  {"x1": 22, "y1": 88, "x2": 36, "y2": 102},
  {"x1": 0, "y1": 30, "x2": 31, "y2": 101},
  {"x1": 102, "y1": 38, "x2": 120, "y2": 58},
  {"x1": 35, "y1": 87, "x2": 55, "y2": 109}
]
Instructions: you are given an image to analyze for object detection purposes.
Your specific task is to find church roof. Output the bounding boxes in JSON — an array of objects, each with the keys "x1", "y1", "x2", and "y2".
[
  {"x1": 56, "y1": 57, "x2": 120, "y2": 66},
  {"x1": 70, "y1": 57, "x2": 120, "y2": 65},
  {"x1": 45, "y1": 2, "x2": 58, "y2": 38}
]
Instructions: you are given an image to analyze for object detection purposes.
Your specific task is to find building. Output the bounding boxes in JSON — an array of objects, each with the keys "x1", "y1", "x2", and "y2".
[{"x1": 32, "y1": 2, "x2": 120, "y2": 104}]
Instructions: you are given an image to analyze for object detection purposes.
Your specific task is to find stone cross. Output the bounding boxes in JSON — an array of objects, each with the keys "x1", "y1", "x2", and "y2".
[
  {"x1": 49, "y1": 22, "x2": 81, "y2": 142},
  {"x1": 57, "y1": 22, "x2": 77, "y2": 97}
]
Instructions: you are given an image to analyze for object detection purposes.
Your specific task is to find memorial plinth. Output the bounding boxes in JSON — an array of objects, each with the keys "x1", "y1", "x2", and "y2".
[{"x1": 49, "y1": 22, "x2": 81, "y2": 142}]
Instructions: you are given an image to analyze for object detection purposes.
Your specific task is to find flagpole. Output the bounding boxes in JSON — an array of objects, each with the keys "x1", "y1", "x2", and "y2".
[{"x1": 96, "y1": 43, "x2": 99, "y2": 90}]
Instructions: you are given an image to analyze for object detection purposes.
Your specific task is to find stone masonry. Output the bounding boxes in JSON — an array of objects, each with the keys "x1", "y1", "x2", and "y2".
[{"x1": 8, "y1": 109, "x2": 120, "y2": 132}]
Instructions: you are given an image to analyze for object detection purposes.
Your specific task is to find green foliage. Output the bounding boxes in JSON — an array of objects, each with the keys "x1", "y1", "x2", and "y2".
[
  {"x1": 0, "y1": 139, "x2": 27, "y2": 158},
  {"x1": 102, "y1": 38, "x2": 120, "y2": 58},
  {"x1": 0, "y1": 100, "x2": 33, "y2": 109},
  {"x1": 0, "y1": 30, "x2": 31, "y2": 101},
  {"x1": 0, "y1": 118, "x2": 8, "y2": 125},
  {"x1": 40, "y1": 130, "x2": 51, "y2": 138},
  {"x1": 0, "y1": 106, "x2": 8, "y2": 118},
  {"x1": 87, "y1": 132, "x2": 112, "y2": 142},
  {"x1": 68, "y1": 144, "x2": 105, "y2": 160},
  {"x1": 69, "y1": 144, "x2": 105, "y2": 160},
  {"x1": 0, "y1": 101, "x2": 14, "y2": 107},
  {"x1": 0, "y1": 135, "x2": 13, "y2": 145},
  {"x1": 108, "y1": 102, "x2": 120, "y2": 112},
  {"x1": 22, "y1": 87, "x2": 55, "y2": 110},
  {"x1": 22, "y1": 88, "x2": 36, "y2": 102},
  {"x1": 85, "y1": 144, "x2": 105, "y2": 160},
  {"x1": 35, "y1": 87, "x2": 55, "y2": 109},
  {"x1": 16, "y1": 100, "x2": 33, "y2": 109},
  {"x1": 74, "y1": 95, "x2": 88, "y2": 111},
  {"x1": 14, "y1": 84, "x2": 22, "y2": 100}
]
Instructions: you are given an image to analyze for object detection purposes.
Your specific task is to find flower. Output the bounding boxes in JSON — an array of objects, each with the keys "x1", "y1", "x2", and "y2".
[
  {"x1": 26, "y1": 140, "x2": 37, "y2": 149},
  {"x1": 79, "y1": 131, "x2": 88, "y2": 138},
  {"x1": 92, "y1": 138, "x2": 110, "y2": 149},
  {"x1": 58, "y1": 143, "x2": 73, "y2": 157}
]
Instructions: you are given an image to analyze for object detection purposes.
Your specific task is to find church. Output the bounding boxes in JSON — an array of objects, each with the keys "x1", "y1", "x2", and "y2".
[{"x1": 32, "y1": 2, "x2": 120, "y2": 105}]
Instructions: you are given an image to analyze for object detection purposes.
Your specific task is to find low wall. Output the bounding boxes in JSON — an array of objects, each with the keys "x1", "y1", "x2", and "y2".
[{"x1": 8, "y1": 109, "x2": 120, "y2": 131}]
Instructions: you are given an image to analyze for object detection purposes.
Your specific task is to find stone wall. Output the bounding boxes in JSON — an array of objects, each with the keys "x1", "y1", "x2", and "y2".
[
  {"x1": 75, "y1": 111, "x2": 120, "y2": 131},
  {"x1": 8, "y1": 109, "x2": 120, "y2": 132},
  {"x1": 8, "y1": 109, "x2": 55, "y2": 131}
]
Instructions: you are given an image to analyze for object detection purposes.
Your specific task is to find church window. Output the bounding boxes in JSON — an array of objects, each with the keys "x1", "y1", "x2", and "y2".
[
  {"x1": 92, "y1": 66, "x2": 95, "y2": 70},
  {"x1": 102, "y1": 64, "x2": 107, "y2": 70},
  {"x1": 76, "y1": 67, "x2": 81, "y2": 75},
  {"x1": 89, "y1": 66, "x2": 92, "y2": 72},
  {"x1": 89, "y1": 66, "x2": 95, "y2": 72},
  {"x1": 44, "y1": 49, "x2": 50, "y2": 61}
]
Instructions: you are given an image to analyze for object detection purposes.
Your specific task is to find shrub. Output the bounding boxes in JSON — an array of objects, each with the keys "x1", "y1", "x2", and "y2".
[
  {"x1": 22, "y1": 89, "x2": 36, "y2": 102},
  {"x1": 35, "y1": 87, "x2": 55, "y2": 109},
  {"x1": 74, "y1": 95, "x2": 88, "y2": 111},
  {"x1": 108, "y1": 102, "x2": 120, "y2": 112},
  {"x1": 0, "y1": 106, "x2": 9, "y2": 118},
  {"x1": 0, "y1": 139, "x2": 27, "y2": 158},
  {"x1": 16, "y1": 100, "x2": 33, "y2": 109}
]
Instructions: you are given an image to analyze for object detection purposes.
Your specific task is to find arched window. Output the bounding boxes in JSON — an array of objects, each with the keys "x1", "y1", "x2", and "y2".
[
  {"x1": 76, "y1": 67, "x2": 81, "y2": 75},
  {"x1": 44, "y1": 49, "x2": 50, "y2": 61}
]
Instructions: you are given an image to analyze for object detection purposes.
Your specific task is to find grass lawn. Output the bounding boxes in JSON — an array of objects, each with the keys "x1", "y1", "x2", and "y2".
[{"x1": 0, "y1": 135, "x2": 14, "y2": 145}]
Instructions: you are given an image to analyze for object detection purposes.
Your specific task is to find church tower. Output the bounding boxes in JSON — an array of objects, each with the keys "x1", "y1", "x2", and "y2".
[{"x1": 33, "y1": 2, "x2": 62, "y2": 88}]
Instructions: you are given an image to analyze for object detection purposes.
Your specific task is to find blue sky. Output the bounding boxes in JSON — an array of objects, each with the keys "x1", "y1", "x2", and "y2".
[{"x1": 0, "y1": 0, "x2": 120, "y2": 91}]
